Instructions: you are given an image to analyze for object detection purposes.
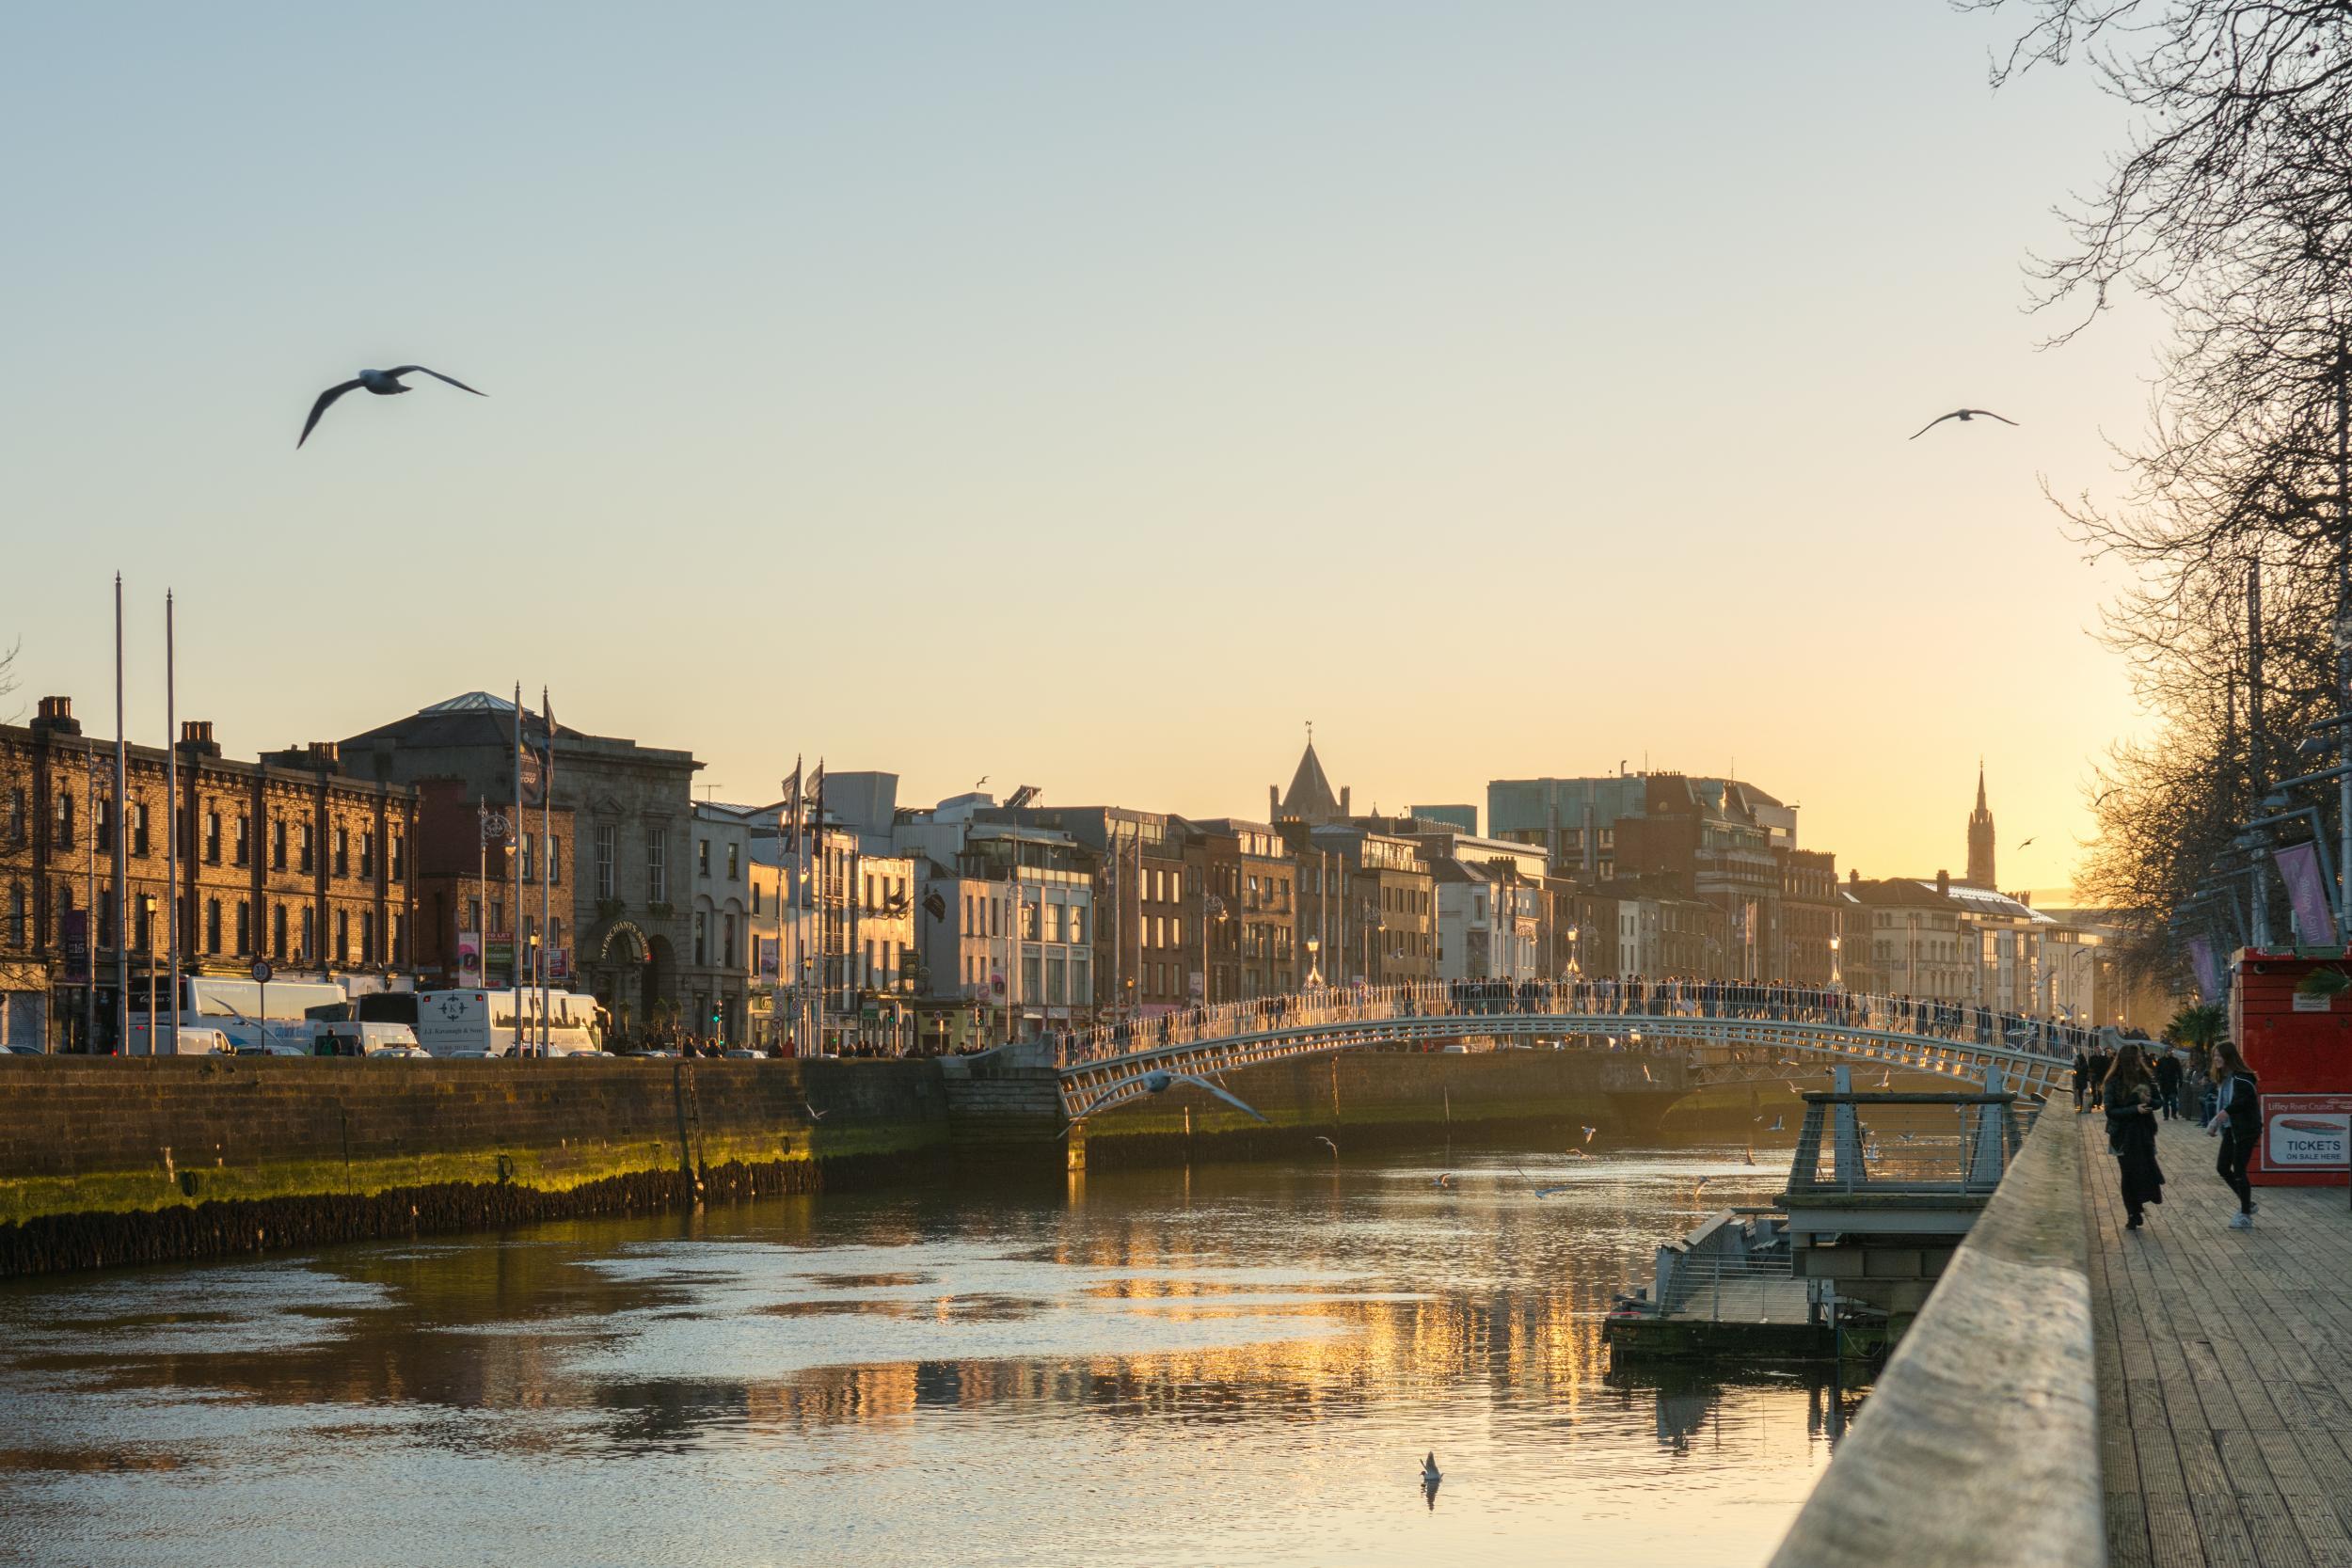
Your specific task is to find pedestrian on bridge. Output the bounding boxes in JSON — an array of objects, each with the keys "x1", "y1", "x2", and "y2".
[
  {"x1": 2103, "y1": 1042, "x2": 2165, "y2": 1230},
  {"x1": 2153, "y1": 1049, "x2": 2184, "y2": 1120}
]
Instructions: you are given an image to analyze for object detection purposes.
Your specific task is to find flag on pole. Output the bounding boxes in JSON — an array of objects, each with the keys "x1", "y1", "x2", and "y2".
[
  {"x1": 807, "y1": 761, "x2": 825, "y2": 838},
  {"x1": 2276, "y1": 840, "x2": 2338, "y2": 945},
  {"x1": 782, "y1": 756, "x2": 803, "y2": 849}
]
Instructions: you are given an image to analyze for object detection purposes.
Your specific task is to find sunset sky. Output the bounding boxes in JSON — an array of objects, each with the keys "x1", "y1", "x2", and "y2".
[{"x1": 2, "y1": 3, "x2": 2170, "y2": 897}]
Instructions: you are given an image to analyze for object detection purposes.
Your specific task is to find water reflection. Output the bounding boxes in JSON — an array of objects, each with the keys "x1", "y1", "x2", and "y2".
[{"x1": 0, "y1": 1139, "x2": 1852, "y2": 1568}]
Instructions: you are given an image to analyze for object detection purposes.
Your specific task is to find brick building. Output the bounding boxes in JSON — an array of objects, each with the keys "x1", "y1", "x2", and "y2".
[{"x1": 1, "y1": 697, "x2": 420, "y2": 1050}]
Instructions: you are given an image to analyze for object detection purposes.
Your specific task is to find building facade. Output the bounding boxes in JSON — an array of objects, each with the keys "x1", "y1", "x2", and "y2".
[{"x1": 3, "y1": 698, "x2": 420, "y2": 1050}]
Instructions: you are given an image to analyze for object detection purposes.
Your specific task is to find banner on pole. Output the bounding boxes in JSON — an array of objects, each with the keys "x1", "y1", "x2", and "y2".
[
  {"x1": 2185, "y1": 934, "x2": 2222, "y2": 1000},
  {"x1": 2275, "y1": 841, "x2": 2339, "y2": 946},
  {"x1": 548, "y1": 946, "x2": 570, "y2": 983},
  {"x1": 457, "y1": 930, "x2": 483, "y2": 986},
  {"x1": 61, "y1": 911, "x2": 89, "y2": 983},
  {"x1": 487, "y1": 932, "x2": 514, "y2": 981},
  {"x1": 757, "y1": 938, "x2": 780, "y2": 981}
]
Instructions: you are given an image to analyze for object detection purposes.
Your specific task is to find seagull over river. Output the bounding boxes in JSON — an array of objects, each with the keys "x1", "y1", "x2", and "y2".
[
  {"x1": 298, "y1": 365, "x2": 487, "y2": 448},
  {"x1": 1908, "y1": 407, "x2": 2017, "y2": 440}
]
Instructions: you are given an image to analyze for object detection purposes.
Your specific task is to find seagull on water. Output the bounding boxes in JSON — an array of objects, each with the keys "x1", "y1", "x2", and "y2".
[
  {"x1": 1431, "y1": 1173, "x2": 1454, "y2": 1189},
  {"x1": 297, "y1": 365, "x2": 487, "y2": 447},
  {"x1": 1908, "y1": 407, "x2": 2017, "y2": 440},
  {"x1": 1422, "y1": 1451, "x2": 1442, "y2": 1509}
]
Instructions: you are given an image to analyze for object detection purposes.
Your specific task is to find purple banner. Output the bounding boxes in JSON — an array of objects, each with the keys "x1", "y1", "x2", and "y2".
[
  {"x1": 2275, "y1": 841, "x2": 2338, "y2": 947},
  {"x1": 2186, "y1": 934, "x2": 2222, "y2": 1000}
]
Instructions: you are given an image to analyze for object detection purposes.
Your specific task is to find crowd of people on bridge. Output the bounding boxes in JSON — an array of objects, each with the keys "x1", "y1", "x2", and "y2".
[{"x1": 1055, "y1": 976, "x2": 2105, "y2": 1067}]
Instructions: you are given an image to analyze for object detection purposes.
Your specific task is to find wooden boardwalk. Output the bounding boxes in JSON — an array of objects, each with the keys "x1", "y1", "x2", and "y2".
[{"x1": 2082, "y1": 1114, "x2": 2352, "y2": 1568}]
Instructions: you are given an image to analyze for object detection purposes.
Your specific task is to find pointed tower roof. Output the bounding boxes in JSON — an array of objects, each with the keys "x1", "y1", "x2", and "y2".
[
  {"x1": 1279, "y1": 739, "x2": 1343, "y2": 823},
  {"x1": 1976, "y1": 758, "x2": 1988, "y2": 813}
]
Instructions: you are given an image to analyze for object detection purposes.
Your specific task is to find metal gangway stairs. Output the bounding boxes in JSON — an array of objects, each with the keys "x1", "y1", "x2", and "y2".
[{"x1": 1046, "y1": 983, "x2": 2081, "y2": 1121}]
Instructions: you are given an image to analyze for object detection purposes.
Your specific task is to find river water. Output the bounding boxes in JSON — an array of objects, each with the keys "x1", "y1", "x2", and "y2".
[{"x1": 0, "y1": 1136, "x2": 1858, "y2": 1568}]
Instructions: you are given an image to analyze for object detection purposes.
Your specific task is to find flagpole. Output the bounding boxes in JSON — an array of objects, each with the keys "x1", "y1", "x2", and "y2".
[
  {"x1": 166, "y1": 589, "x2": 180, "y2": 1053},
  {"x1": 540, "y1": 688, "x2": 552, "y2": 1053},
  {"x1": 512, "y1": 682, "x2": 524, "y2": 1057},
  {"x1": 113, "y1": 573, "x2": 128, "y2": 1054}
]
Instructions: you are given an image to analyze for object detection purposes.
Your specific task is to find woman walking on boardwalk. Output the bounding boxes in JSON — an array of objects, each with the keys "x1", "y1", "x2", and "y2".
[
  {"x1": 2206, "y1": 1041, "x2": 2262, "y2": 1231},
  {"x1": 2104, "y1": 1040, "x2": 2165, "y2": 1230}
]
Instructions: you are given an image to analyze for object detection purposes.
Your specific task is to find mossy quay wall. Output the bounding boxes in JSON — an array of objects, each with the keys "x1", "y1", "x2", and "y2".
[
  {"x1": 0, "y1": 1056, "x2": 947, "y2": 1276},
  {"x1": 1080, "y1": 1047, "x2": 1686, "y2": 1166}
]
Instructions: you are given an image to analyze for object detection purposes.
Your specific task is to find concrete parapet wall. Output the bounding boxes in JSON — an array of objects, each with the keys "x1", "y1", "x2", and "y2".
[
  {"x1": 0, "y1": 1056, "x2": 948, "y2": 1274},
  {"x1": 1766, "y1": 1110, "x2": 2101, "y2": 1568}
]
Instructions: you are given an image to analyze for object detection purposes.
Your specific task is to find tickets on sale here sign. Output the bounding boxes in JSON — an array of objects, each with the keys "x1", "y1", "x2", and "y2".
[{"x1": 2265, "y1": 1095, "x2": 2352, "y2": 1170}]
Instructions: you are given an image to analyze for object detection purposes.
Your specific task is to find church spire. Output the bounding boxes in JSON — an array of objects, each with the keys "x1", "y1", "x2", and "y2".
[{"x1": 1966, "y1": 761, "x2": 1996, "y2": 889}]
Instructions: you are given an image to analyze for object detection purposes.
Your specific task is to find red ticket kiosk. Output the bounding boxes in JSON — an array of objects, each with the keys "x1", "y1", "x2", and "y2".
[{"x1": 2229, "y1": 950, "x2": 2352, "y2": 1188}]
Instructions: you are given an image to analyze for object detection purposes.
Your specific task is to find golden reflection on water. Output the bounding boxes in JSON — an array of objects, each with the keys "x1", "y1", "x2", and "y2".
[{"x1": 0, "y1": 1141, "x2": 1856, "y2": 1568}]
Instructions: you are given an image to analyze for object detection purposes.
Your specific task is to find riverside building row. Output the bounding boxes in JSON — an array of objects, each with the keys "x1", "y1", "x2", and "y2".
[{"x1": 0, "y1": 693, "x2": 2138, "y2": 1051}]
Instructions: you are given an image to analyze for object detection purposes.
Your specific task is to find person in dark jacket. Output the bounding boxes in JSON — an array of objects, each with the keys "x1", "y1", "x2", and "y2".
[
  {"x1": 2153, "y1": 1050, "x2": 2184, "y2": 1120},
  {"x1": 2205, "y1": 1040, "x2": 2262, "y2": 1230},
  {"x1": 2104, "y1": 1042, "x2": 2165, "y2": 1230},
  {"x1": 2073, "y1": 1049, "x2": 2091, "y2": 1113}
]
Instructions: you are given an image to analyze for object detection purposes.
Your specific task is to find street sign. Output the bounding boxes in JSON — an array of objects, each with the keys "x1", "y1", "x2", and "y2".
[
  {"x1": 249, "y1": 958, "x2": 274, "y2": 984},
  {"x1": 61, "y1": 911, "x2": 89, "y2": 983}
]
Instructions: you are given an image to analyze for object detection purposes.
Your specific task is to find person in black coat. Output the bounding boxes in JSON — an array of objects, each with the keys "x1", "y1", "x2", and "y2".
[
  {"x1": 2104, "y1": 1041, "x2": 2166, "y2": 1229},
  {"x1": 2153, "y1": 1050, "x2": 2184, "y2": 1120}
]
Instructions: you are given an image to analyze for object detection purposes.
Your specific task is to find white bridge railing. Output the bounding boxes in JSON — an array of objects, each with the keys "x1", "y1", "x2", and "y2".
[{"x1": 1045, "y1": 983, "x2": 2084, "y2": 1114}]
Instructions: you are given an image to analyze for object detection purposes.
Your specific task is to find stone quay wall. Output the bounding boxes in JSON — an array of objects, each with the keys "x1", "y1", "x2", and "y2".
[{"x1": 0, "y1": 1055, "x2": 948, "y2": 1275}]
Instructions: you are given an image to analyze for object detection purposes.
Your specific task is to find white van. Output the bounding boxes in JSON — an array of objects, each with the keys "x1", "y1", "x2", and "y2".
[
  {"x1": 415, "y1": 990, "x2": 607, "y2": 1057},
  {"x1": 128, "y1": 976, "x2": 348, "y2": 1055},
  {"x1": 303, "y1": 992, "x2": 425, "y2": 1056}
]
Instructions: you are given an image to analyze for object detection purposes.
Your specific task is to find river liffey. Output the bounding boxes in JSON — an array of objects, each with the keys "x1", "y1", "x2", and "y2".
[{"x1": 0, "y1": 1136, "x2": 1861, "y2": 1568}]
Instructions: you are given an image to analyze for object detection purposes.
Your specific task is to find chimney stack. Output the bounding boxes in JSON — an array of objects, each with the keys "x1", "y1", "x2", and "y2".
[
  {"x1": 1935, "y1": 868, "x2": 1950, "y2": 896},
  {"x1": 31, "y1": 696, "x2": 80, "y2": 736},
  {"x1": 178, "y1": 720, "x2": 221, "y2": 757}
]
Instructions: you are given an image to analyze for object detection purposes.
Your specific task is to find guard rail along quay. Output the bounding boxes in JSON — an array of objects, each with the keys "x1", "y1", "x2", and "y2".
[
  {"x1": 1764, "y1": 1101, "x2": 2099, "y2": 1568},
  {"x1": 1050, "y1": 983, "x2": 2082, "y2": 1121}
]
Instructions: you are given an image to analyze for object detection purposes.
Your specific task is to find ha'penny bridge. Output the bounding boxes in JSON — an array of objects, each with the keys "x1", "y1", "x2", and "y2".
[{"x1": 1041, "y1": 982, "x2": 2081, "y2": 1122}]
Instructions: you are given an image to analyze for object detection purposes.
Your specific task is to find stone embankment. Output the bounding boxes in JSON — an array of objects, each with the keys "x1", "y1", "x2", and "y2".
[
  {"x1": 0, "y1": 1055, "x2": 946, "y2": 1275},
  {"x1": 0, "y1": 1045, "x2": 1685, "y2": 1275}
]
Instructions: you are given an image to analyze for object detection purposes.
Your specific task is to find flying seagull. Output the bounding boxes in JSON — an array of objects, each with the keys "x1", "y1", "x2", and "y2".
[
  {"x1": 1769, "y1": 1115, "x2": 1786, "y2": 1132},
  {"x1": 2017, "y1": 836, "x2": 2037, "y2": 849},
  {"x1": 1581, "y1": 1125, "x2": 1598, "y2": 1143},
  {"x1": 803, "y1": 1101, "x2": 828, "y2": 1122},
  {"x1": 1140, "y1": 1069, "x2": 1271, "y2": 1123},
  {"x1": 1314, "y1": 1135, "x2": 1340, "y2": 1157},
  {"x1": 298, "y1": 365, "x2": 487, "y2": 448},
  {"x1": 1908, "y1": 407, "x2": 2017, "y2": 440}
]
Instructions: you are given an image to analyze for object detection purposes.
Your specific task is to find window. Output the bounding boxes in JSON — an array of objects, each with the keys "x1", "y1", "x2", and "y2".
[
  {"x1": 273, "y1": 903, "x2": 287, "y2": 958},
  {"x1": 520, "y1": 833, "x2": 533, "y2": 882},
  {"x1": 468, "y1": 897, "x2": 482, "y2": 932},
  {"x1": 361, "y1": 911, "x2": 375, "y2": 963},
  {"x1": 393, "y1": 914, "x2": 407, "y2": 966},
  {"x1": 298, "y1": 822, "x2": 314, "y2": 874},
  {"x1": 235, "y1": 813, "x2": 250, "y2": 867},
  {"x1": 1070, "y1": 905, "x2": 1088, "y2": 945},
  {"x1": 548, "y1": 835, "x2": 561, "y2": 885},
  {"x1": 645, "y1": 830, "x2": 666, "y2": 902},
  {"x1": 272, "y1": 817, "x2": 287, "y2": 870},
  {"x1": 204, "y1": 809, "x2": 221, "y2": 863},
  {"x1": 726, "y1": 842, "x2": 739, "y2": 880},
  {"x1": 391, "y1": 832, "x2": 405, "y2": 881},
  {"x1": 235, "y1": 899, "x2": 251, "y2": 956},
  {"x1": 133, "y1": 801, "x2": 150, "y2": 856},
  {"x1": 335, "y1": 910, "x2": 349, "y2": 964},
  {"x1": 697, "y1": 839, "x2": 710, "y2": 878},
  {"x1": 7, "y1": 788, "x2": 23, "y2": 847},
  {"x1": 359, "y1": 831, "x2": 374, "y2": 879},
  {"x1": 300, "y1": 906, "x2": 316, "y2": 959},
  {"x1": 752, "y1": 882, "x2": 763, "y2": 915},
  {"x1": 56, "y1": 791, "x2": 74, "y2": 851},
  {"x1": 333, "y1": 826, "x2": 348, "y2": 878},
  {"x1": 723, "y1": 912, "x2": 736, "y2": 968},
  {"x1": 596, "y1": 824, "x2": 616, "y2": 899},
  {"x1": 204, "y1": 898, "x2": 221, "y2": 954},
  {"x1": 135, "y1": 897, "x2": 151, "y2": 953},
  {"x1": 6, "y1": 882, "x2": 24, "y2": 947},
  {"x1": 693, "y1": 911, "x2": 707, "y2": 966}
]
